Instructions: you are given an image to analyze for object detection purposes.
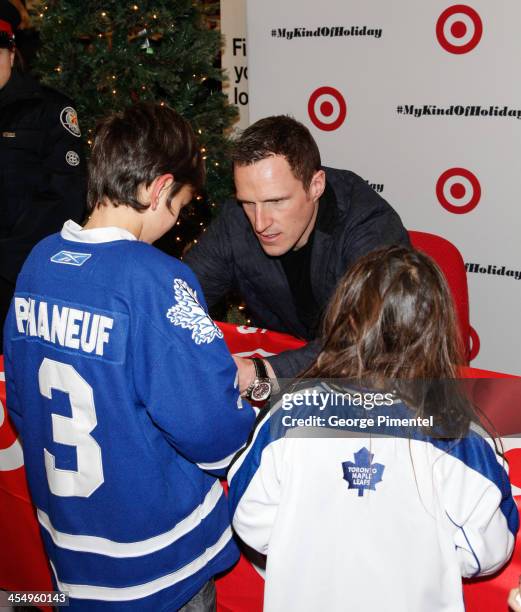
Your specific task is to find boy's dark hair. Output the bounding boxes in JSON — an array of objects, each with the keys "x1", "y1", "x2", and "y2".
[
  {"x1": 87, "y1": 102, "x2": 204, "y2": 212},
  {"x1": 231, "y1": 115, "x2": 321, "y2": 190}
]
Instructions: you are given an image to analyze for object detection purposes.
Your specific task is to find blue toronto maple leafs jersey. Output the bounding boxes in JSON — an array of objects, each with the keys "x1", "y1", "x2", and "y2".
[
  {"x1": 228, "y1": 383, "x2": 518, "y2": 612},
  {"x1": 4, "y1": 222, "x2": 255, "y2": 611}
]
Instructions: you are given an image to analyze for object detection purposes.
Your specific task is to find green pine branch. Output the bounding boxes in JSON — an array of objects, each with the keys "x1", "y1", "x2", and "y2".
[{"x1": 32, "y1": 0, "x2": 239, "y2": 257}]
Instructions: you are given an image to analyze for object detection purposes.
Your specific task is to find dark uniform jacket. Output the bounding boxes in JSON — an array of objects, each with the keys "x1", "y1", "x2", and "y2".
[
  {"x1": 185, "y1": 167, "x2": 410, "y2": 378},
  {"x1": 0, "y1": 70, "x2": 86, "y2": 342}
]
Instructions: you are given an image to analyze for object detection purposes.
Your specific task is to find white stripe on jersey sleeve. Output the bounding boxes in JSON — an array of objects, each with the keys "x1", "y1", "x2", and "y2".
[
  {"x1": 37, "y1": 480, "x2": 223, "y2": 557},
  {"x1": 50, "y1": 526, "x2": 233, "y2": 602}
]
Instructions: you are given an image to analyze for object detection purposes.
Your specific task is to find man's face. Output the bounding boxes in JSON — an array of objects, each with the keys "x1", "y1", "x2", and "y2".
[
  {"x1": 0, "y1": 48, "x2": 14, "y2": 89},
  {"x1": 235, "y1": 155, "x2": 325, "y2": 256}
]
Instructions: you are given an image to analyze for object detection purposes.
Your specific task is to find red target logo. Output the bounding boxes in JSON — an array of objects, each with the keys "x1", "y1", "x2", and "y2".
[
  {"x1": 468, "y1": 326, "x2": 480, "y2": 361},
  {"x1": 308, "y1": 87, "x2": 347, "y2": 131},
  {"x1": 436, "y1": 168, "x2": 481, "y2": 214},
  {"x1": 436, "y1": 5, "x2": 483, "y2": 54}
]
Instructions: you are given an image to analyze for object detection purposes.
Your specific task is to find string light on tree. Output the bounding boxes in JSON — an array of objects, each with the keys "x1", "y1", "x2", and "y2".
[{"x1": 35, "y1": 0, "x2": 237, "y2": 262}]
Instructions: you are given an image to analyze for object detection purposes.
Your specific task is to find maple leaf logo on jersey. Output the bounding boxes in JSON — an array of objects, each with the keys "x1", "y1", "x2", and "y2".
[
  {"x1": 342, "y1": 447, "x2": 385, "y2": 497},
  {"x1": 166, "y1": 278, "x2": 224, "y2": 345}
]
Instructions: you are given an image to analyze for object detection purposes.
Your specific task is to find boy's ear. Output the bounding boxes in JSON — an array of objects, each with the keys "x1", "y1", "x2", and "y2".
[{"x1": 150, "y1": 174, "x2": 174, "y2": 210}]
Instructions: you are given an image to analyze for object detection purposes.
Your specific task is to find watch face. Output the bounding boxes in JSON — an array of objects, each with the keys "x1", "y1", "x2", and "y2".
[{"x1": 251, "y1": 381, "x2": 272, "y2": 402}]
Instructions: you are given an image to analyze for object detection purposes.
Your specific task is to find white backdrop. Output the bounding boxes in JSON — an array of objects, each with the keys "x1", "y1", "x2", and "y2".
[{"x1": 245, "y1": 0, "x2": 521, "y2": 375}]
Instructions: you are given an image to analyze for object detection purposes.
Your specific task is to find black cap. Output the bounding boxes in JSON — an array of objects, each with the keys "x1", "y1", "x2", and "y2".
[{"x1": 0, "y1": 1, "x2": 21, "y2": 49}]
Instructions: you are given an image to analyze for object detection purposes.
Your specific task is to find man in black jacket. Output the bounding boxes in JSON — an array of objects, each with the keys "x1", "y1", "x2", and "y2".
[
  {"x1": 185, "y1": 115, "x2": 409, "y2": 393},
  {"x1": 0, "y1": 0, "x2": 86, "y2": 346}
]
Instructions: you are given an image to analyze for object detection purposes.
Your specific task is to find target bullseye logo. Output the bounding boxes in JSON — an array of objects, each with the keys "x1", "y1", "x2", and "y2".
[
  {"x1": 469, "y1": 326, "x2": 480, "y2": 361},
  {"x1": 436, "y1": 5, "x2": 483, "y2": 54},
  {"x1": 436, "y1": 167, "x2": 481, "y2": 214},
  {"x1": 308, "y1": 87, "x2": 347, "y2": 131}
]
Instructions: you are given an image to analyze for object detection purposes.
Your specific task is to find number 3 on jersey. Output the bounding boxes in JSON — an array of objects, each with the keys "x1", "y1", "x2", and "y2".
[{"x1": 39, "y1": 358, "x2": 104, "y2": 497}]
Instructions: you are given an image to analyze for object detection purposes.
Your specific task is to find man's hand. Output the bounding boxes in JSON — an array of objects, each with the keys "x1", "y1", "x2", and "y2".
[
  {"x1": 232, "y1": 355, "x2": 256, "y2": 395},
  {"x1": 232, "y1": 355, "x2": 278, "y2": 397},
  {"x1": 9, "y1": 0, "x2": 30, "y2": 28}
]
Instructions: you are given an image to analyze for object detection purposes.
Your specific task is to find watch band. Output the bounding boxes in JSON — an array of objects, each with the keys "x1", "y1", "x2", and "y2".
[
  {"x1": 251, "y1": 357, "x2": 268, "y2": 380},
  {"x1": 244, "y1": 357, "x2": 271, "y2": 400}
]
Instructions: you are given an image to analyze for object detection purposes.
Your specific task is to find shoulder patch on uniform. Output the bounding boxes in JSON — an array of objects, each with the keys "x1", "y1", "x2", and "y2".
[
  {"x1": 66, "y1": 150, "x2": 80, "y2": 166},
  {"x1": 60, "y1": 106, "x2": 81, "y2": 137},
  {"x1": 50, "y1": 250, "x2": 92, "y2": 266},
  {"x1": 166, "y1": 278, "x2": 224, "y2": 345}
]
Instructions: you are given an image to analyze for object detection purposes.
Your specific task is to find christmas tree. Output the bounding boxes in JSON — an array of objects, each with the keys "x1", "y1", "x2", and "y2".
[{"x1": 33, "y1": 0, "x2": 238, "y2": 258}]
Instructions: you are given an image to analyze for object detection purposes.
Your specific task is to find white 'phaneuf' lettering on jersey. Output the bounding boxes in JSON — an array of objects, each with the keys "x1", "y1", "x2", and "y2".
[
  {"x1": 166, "y1": 279, "x2": 223, "y2": 345},
  {"x1": 14, "y1": 297, "x2": 113, "y2": 356}
]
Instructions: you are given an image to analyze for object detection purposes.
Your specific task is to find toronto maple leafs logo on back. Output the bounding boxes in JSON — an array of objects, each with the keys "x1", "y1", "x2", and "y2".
[
  {"x1": 166, "y1": 278, "x2": 224, "y2": 345},
  {"x1": 342, "y1": 447, "x2": 385, "y2": 497}
]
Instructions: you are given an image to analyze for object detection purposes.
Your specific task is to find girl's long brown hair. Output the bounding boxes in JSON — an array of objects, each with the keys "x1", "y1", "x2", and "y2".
[{"x1": 305, "y1": 245, "x2": 472, "y2": 436}]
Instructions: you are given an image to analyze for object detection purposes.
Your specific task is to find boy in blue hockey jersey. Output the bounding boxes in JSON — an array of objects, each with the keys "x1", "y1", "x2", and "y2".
[{"x1": 3, "y1": 102, "x2": 256, "y2": 611}]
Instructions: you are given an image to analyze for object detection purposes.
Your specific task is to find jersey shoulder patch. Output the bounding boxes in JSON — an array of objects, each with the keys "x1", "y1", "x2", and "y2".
[{"x1": 166, "y1": 278, "x2": 223, "y2": 345}]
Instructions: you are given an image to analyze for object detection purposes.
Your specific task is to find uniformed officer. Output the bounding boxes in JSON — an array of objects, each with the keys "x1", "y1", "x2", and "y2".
[{"x1": 0, "y1": 0, "x2": 86, "y2": 347}]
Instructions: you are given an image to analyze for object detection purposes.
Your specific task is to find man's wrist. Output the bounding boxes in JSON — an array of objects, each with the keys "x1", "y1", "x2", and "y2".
[
  {"x1": 244, "y1": 358, "x2": 273, "y2": 401},
  {"x1": 263, "y1": 359, "x2": 280, "y2": 394}
]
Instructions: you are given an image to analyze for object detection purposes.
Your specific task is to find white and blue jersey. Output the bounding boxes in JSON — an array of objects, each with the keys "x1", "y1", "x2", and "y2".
[
  {"x1": 4, "y1": 221, "x2": 255, "y2": 611},
  {"x1": 228, "y1": 384, "x2": 518, "y2": 612}
]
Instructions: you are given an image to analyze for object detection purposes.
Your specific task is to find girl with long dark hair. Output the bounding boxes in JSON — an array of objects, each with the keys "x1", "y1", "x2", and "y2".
[{"x1": 228, "y1": 245, "x2": 518, "y2": 612}]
